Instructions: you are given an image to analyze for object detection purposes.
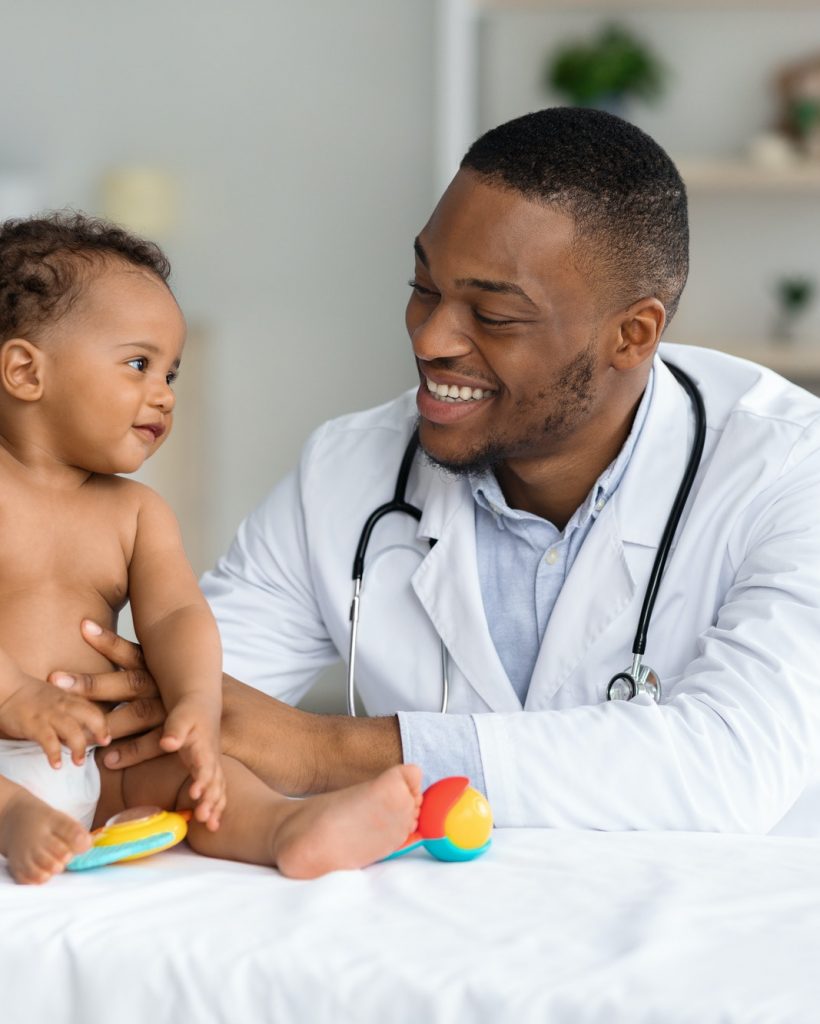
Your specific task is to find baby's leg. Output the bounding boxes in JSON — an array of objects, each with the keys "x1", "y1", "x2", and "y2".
[
  {"x1": 0, "y1": 775, "x2": 91, "y2": 884},
  {"x1": 119, "y1": 755, "x2": 423, "y2": 879}
]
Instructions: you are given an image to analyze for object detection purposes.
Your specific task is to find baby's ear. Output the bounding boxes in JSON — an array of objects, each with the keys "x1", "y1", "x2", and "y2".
[{"x1": 0, "y1": 338, "x2": 45, "y2": 400}]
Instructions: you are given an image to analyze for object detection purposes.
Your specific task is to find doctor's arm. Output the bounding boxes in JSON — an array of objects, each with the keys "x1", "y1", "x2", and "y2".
[{"x1": 50, "y1": 446, "x2": 407, "y2": 791}]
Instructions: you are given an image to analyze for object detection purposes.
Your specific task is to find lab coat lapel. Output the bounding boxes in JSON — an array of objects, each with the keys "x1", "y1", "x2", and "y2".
[
  {"x1": 526, "y1": 501, "x2": 635, "y2": 706},
  {"x1": 410, "y1": 471, "x2": 522, "y2": 712},
  {"x1": 526, "y1": 357, "x2": 694, "y2": 706}
]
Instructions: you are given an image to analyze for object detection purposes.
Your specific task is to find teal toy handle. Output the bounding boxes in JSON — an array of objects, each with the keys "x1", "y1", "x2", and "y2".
[
  {"x1": 67, "y1": 832, "x2": 174, "y2": 872},
  {"x1": 381, "y1": 837, "x2": 425, "y2": 862}
]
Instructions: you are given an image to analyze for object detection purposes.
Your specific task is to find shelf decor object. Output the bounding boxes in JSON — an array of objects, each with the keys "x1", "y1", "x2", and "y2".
[
  {"x1": 772, "y1": 275, "x2": 816, "y2": 344},
  {"x1": 544, "y1": 22, "x2": 667, "y2": 115},
  {"x1": 777, "y1": 51, "x2": 820, "y2": 159},
  {"x1": 99, "y1": 166, "x2": 177, "y2": 238}
]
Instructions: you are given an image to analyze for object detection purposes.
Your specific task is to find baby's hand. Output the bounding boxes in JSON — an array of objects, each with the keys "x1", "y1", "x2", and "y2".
[
  {"x1": 0, "y1": 675, "x2": 111, "y2": 768},
  {"x1": 160, "y1": 696, "x2": 225, "y2": 831}
]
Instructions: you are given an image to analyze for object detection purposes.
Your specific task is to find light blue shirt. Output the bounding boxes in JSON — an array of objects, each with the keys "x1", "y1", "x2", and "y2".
[{"x1": 398, "y1": 372, "x2": 655, "y2": 793}]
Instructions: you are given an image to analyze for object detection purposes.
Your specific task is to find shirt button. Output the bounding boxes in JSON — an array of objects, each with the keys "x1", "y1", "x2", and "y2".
[
  {"x1": 545, "y1": 548, "x2": 558, "y2": 565},
  {"x1": 595, "y1": 497, "x2": 606, "y2": 512}
]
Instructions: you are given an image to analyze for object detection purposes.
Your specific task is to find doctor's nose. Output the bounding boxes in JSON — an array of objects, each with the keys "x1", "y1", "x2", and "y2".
[{"x1": 407, "y1": 300, "x2": 474, "y2": 364}]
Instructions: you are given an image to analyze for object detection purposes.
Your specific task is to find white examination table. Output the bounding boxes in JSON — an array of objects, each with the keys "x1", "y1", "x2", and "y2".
[{"x1": 2, "y1": 828, "x2": 820, "y2": 1023}]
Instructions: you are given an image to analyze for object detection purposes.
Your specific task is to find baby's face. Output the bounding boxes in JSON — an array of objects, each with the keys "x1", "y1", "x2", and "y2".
[{"x1": 40, "y1": 262, "x2": 186, "y2": 476}]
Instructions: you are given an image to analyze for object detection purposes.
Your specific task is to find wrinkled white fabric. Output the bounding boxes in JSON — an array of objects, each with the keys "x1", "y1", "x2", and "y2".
[{"x1": 2, "y1": 831, "x2": 820, "y2": 1023}]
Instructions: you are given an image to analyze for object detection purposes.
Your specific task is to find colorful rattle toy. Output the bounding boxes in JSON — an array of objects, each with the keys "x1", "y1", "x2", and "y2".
[
  {"x1": 67, "y1": 806, "x2": 191, "y2": 872},
  {"x1": 386, "y1": 776, "x2": 492, "y2": 862}
]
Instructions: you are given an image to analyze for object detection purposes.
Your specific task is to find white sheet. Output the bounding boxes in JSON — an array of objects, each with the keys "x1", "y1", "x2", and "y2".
[{"x1": 2, "y1": 830, "x2": 820, "y2": 1023}]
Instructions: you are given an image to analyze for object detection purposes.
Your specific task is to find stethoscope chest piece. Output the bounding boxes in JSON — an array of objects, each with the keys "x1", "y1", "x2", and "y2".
[{"x1": 607, "y1": 659, "x2": 661, "y2": 702}]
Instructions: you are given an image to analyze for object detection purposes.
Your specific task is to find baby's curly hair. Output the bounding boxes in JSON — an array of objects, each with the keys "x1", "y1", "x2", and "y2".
[{"x1": 0, "y1": 211, "x2": 171, "y2": 344}]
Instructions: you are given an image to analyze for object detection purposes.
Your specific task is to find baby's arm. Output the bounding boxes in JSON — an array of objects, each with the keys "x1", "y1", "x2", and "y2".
[
  {"x1": 0, "y1": 646, "x2": 109, "y2": 767},
  {"x1": 127, "y1": 487, "x2": 225, "y2": 829}
]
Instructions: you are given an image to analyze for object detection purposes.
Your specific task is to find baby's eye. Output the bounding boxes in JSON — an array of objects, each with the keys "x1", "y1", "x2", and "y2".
[
  {"x1": 166, "y1": 369, "x2": 179, "y2": 387},
  {"x1": 126, "y1": 357, "x2": 148, "y2": 372}
]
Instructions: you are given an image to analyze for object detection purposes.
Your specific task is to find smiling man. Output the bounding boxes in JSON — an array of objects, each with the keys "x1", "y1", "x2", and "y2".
[{"x1": 67, "y1": 108, "x2": 820, "y2": 835}]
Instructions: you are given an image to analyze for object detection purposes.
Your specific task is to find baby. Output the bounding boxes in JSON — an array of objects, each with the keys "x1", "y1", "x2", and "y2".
[{"x1": 0, "y1": 213, "x2": 421, "y2": 884}]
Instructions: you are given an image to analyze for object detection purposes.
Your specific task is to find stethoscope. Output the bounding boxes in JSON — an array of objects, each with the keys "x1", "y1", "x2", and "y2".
[{"x1": 346, "y1": 362, "x2": 706, "y2": 715}]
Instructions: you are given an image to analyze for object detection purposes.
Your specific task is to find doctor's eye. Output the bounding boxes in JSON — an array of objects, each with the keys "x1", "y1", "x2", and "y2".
[
  {"x1": 408, "y1": 279, "x2": 439, "y2": 299},
  {"x1": 126, "y1": 357, "x2": 148, "y2": 373}
]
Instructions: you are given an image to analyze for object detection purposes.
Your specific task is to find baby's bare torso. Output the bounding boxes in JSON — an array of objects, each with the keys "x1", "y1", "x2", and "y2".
[{"x1": 0, "y1": 470, "x2": 138, "y2": 681}]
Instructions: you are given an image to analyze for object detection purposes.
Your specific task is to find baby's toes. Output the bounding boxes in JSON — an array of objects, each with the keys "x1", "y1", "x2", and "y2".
[
  {"x1": 11, "y1": 850, "x2": 59, "y2": 885},
  {"x1": 54, "y1": 818, "x2": 93, "y2": 856},
  {"x1": 15, "y1": 866, "x2": 50, "y2": 885}
]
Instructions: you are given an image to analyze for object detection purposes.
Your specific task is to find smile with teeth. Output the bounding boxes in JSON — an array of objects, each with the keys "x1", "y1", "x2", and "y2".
[{"x1": 425, "y1": 377, "x2": 494, "y2": 403}]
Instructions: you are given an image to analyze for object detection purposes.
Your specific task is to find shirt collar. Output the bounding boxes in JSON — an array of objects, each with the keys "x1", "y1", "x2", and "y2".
[{"x1": 470, "y1": 368, "x2": 655, "y2": 533}]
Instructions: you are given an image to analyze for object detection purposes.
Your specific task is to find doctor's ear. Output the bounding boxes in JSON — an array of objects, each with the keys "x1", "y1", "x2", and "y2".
[
  {"x1": 612, "y1": 298, "x2": 666, "y2": 371},
  {"x1": 0, "y1": 338, "x2": 46, "y2": 401}
]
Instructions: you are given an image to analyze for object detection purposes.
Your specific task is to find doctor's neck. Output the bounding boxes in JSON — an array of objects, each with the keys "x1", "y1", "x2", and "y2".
[{"x1": 494, "y1": 384, "x2": 646, "y2": 530}]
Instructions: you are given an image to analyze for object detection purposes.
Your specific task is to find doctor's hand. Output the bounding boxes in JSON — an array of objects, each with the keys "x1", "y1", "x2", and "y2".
[
  {"x1": 50, "y1": 619, "x2": 404, "y2": 792},
  {"x1": 47, "y1": 619, "x2": 167, "y2": 770}
]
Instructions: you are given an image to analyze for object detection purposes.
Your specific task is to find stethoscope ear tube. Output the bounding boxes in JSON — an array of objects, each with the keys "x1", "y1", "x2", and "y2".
[
  {"x1": 348, "y1": 430, "x2": 437, "y2": 716},
  {"x1": 351, "y1": 433, "x2": 422, "y2": 580},
  {"x1": 630, "y1": 364, "x2": 706, "y2": 658}
]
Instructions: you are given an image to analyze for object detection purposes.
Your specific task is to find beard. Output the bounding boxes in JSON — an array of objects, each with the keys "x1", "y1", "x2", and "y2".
[{"x1": 420, "y1": 343, "x2": 597, "y2": 478}]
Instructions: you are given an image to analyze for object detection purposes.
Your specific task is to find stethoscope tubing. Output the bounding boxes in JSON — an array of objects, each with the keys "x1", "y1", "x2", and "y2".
[
  {"x1": 347, "y1": 431, "x2": 449, "y2": 715},
  {"x1": 630, "y1": 363, "x2": 706, "y2": 657}
]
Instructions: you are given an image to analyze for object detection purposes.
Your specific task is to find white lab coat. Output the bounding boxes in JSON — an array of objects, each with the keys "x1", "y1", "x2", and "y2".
[{"x1": 201, "y1": 344, "x2": 820, "y2": 834}]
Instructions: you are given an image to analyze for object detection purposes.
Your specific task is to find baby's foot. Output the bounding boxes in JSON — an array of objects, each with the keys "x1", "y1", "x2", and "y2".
[
  {"x1": 0, "y1": 790, "x2": 91, "y2": 884},
  {"x1": 272, "y1": 764, "x2": 423, "y2": 879}
]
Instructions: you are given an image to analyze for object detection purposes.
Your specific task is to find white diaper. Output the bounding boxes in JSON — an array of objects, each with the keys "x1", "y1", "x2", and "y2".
[{"x1": 0, "y1": 740, "x2": 100, "y2": 829}]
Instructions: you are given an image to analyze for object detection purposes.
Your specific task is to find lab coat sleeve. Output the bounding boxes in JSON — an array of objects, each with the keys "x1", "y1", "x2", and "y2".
[
  {"x1": 200, "y1": 428, "x2": 339, "y2": 705},
  {"x1": 471, "y1": 428, "x2": 820, "y2": 832}
]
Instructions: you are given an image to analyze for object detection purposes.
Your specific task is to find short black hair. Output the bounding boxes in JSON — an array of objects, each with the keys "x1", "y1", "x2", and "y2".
[
  {"x1": 461, "y1": 107, "x2": 689, "y2": 325},
  {"x1": 0, "y1": 211, "x2": 172, "y2": 344}
]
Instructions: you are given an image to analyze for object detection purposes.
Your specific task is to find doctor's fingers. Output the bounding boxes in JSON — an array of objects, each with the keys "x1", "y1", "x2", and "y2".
[
  {"x1": 47, "y1": 666, "x2": 160, "y2": 704},
  {"x1": 79, "y1": 620, "x2": 148, "y2": 672},
  {"x1": 105, "y1": 696, "x2": 166, "y2": 740},
  {"x1": 100, "y1": 724, "x2": 166, "y2": 770}
]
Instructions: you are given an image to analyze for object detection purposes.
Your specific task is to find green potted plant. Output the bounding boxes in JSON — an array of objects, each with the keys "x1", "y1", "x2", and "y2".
[
  {"x1": 545, "y1": 24, "x2": 667, "y2": 116},
  {"x1": 772, "y1": 275, "x2": 816, "y2": 343}
]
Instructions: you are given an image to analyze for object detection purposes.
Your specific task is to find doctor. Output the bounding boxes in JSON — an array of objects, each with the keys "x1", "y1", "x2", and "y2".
[{"x1": 65, "y1": 108, "x2": 820, "y2": 833}]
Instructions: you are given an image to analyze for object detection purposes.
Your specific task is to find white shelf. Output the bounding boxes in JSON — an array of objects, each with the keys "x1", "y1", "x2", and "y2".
[
  {"x1": 680, "y1": 341, "x2": 820, "y2": 378},
  {"x1": 677, "y1": 159, "x2": 820, "y2": 192}
]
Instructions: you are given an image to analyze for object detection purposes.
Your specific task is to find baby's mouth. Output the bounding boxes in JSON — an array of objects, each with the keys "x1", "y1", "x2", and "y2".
[{"x1": 134, "y1": 422, "x2": 166, "y2": 441}]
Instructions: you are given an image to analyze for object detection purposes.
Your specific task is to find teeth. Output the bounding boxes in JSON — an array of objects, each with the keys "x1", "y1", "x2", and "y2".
[{"x1": 425, "y1": 377, "x2": 492, "y2": 402}]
